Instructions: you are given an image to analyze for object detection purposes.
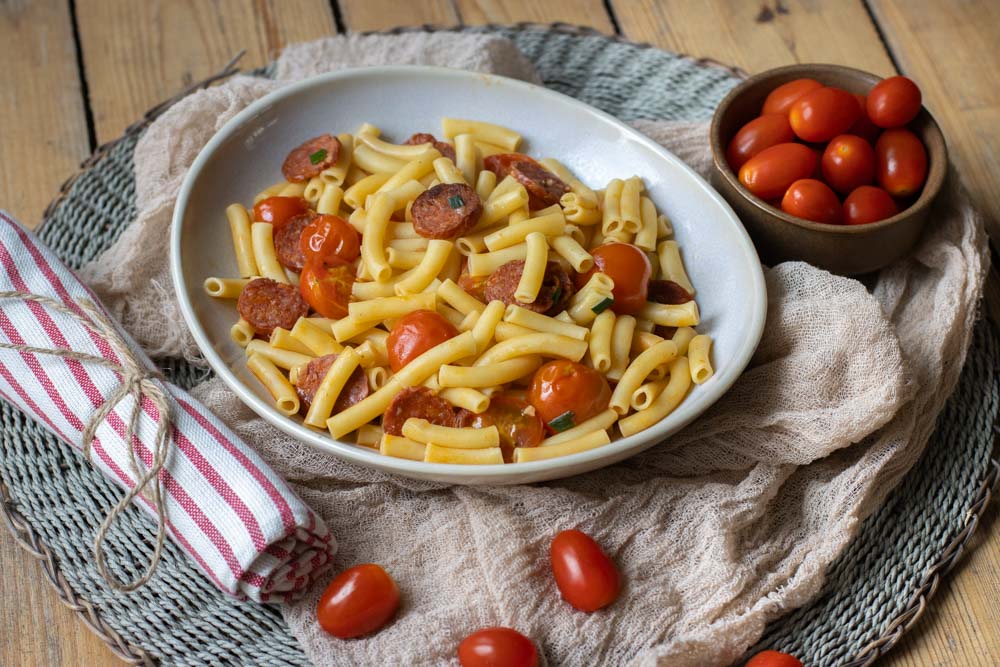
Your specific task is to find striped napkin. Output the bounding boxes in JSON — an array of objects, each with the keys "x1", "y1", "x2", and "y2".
[{"x1": 0, "y1": 209, "x2": 333, "y2": 602}]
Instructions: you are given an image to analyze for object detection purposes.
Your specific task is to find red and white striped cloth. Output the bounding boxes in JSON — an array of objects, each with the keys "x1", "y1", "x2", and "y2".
[{"x1": 0, "y1": 210, "x2": 334, "y2": 602}]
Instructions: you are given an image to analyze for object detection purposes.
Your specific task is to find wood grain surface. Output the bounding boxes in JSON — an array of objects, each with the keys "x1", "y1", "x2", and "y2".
[{"x1": 0, "y1": 1, "x2": 997, "y2": 665}]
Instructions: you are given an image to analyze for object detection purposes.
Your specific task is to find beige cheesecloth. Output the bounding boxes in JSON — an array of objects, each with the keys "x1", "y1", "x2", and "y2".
[{"x1": 81, "y1": 33, "x2": 988, "y2": 666}]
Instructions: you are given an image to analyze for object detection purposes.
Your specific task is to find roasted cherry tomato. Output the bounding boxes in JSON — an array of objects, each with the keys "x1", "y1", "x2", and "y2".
[
  {"x1": 575, "y1": 242, "x2": 651, "y2": 315},
  {"x1": 761, "y1": 78, "x2": 823, "y2": 116},
  {"x1": 848, "y1": 94, "x2": 882, "y2": 144},
  {"x1": 725, "y1": 114, "x2": 795, "y2": 170},
  {"x1": 867, "y1": 75, "x2": 922, "y2": 128},
  {"x1": 745, "y1": 650, "x2": 804, "y2": 667},
  {"x1": 299, "y1": 262, "x2": 353, "y2": 319},
  {"x1": 386, "y1": 309, "x2": 459, "y2": 372},
  {"x1": 316, "y1": 563, "x2": 400, "y2": 639},
  {"x1": 528, "y1": 360, "x2": 611, "y2": 432},
  {"x1": 788, "y1": 87, "x2": 862, "y2": 143},
  {"x1": 875, "y1": 128, "x2": 928, "y2": 197},
  {"x1": 458, "y1": 393, "x2": 544, "y2": 463},
  {"x1": 821, "y1": 134, "x2": 876, "y2": 194},
  {"x1": 252, "y1": 196, "x2": 308, "y2": 228},
  {"x1": 738, "y1": 143, "x2": 818, "y2": 201},
  {"x1": 843, "y1": 185, "x2": 899, "y2": 225},
  {"x1": 781, "y1": 179, "x2": 843, "y2": 224},
  {"x1": 301, "y1": 214, "x2": 360, "y2": 267},
  {"x1": 550, "y1": 529, "x2": 621, "y2": 612},
  {"x1": 458, "y1": 627, "x2": 539, "y2": 667}
]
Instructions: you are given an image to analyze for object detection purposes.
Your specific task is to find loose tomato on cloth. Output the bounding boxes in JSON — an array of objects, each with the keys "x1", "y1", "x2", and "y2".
[
  {"x1": 458, "y1": 393, "x2": 544, "y2": 462},
  {"x1": 788, "y1": 87, "x2": 862, "y2": 143},
  {"x1": 738, "y1": 143, "x2": 818, "y2": 201},
  {"x1": 744, "y1": 650, "x2": 804, "y2": 667},
  {"x1": 875, "y1": 128, "x2": 928, "y2": 197},
  {"x1": 843, "y1": 185, "x2": 899, "y2": 225},
  {"x1": 386, "y1": 310, "x2": 459, "y2": 372},
  {"x1": 761, "y1": 78, "x2": 822, "y2": 115},
  {"x1": 528, "y1": 360, "x2": 611, "y2": 432},
  {"x1": 781, "y1": 179, "x2": 843, "y2": 224},
  {"x1": 550, "y1": 529, "x2": 621, "y2": 612},
  {"x1": 458, "y1": 627, "x2": 539, "y2": 667},
  {"x1": 725, "y1": 114, "x2": 795, "y2": 170},
  {"x1": 252, "y1": 196, "x2": 308, "y2": 227},
  {"x1": 867, "y1": 75, "x2": 922, "y2": 128},
  {"x1": 300, "y1": 214, "x2": 360, "y2": 267},
  {"x1": 575, "y1": 242, "x2": 651, "y2": 315},
  {"x1": 821, "y1": 134, "x2": 876, "y2": 194},
  {"x1": 316, "y1": 564, "x2": 400, "y2": 639},
  {"x1": 299, "y1": 262, "x2": 354, "y2": 319}
]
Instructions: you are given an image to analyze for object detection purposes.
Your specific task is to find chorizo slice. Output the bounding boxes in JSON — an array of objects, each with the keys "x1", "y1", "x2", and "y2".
[
  {"x1": 647, "y1": 279, "x2": 693, "y2": 305},
  {"x1": 404, "y1": 132, "x2": 456, "y2": 162},
  {"x1": 282, "y1": 134, "x2": 341, "y2": 183},
  {"x1": 236, "y1": 278, "x2": 309, "y2": 336},
  {"x1": 295, "y1": 354, "x2": 370, "y2": 415},
  {"x1": 410, "y1": 183, "x2": 482, "y2": 239},
  {"x1": 483, "y1": 153, "x2": 570, "y2": 209},
  {"x1": 382, "y1": 386, "x2": 458, "y2": 436},
  {"x1": 273, "y1": 212, "x2": 313, "y2": 272},
  {"x1": 483, "y1": 260, "x2": 574, "y2": 316}
]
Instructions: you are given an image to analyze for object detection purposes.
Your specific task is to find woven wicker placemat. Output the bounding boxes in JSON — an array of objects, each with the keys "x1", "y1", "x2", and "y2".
[{"x1": 1, "y1": 24, "x2": 997, "y2": 667}]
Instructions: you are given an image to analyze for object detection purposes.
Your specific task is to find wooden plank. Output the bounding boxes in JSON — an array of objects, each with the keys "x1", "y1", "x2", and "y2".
[
  {"x1": 75, "y1": 0, "x2": 337, "y2": 144},
  {"x1": 455, "y1": 0, "x2": 615, "y2": 34},
  {"x1": 338, "y1": 0, "x2": 459, "y2": 32},
  {"x1": 0, "y1": 0, "x2": 90, "y2": 230}
]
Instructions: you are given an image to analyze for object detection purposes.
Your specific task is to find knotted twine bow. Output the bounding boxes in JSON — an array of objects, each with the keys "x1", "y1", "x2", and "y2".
[{"x1": 0, "y1": 290, "x2": 172, "y2": 592}]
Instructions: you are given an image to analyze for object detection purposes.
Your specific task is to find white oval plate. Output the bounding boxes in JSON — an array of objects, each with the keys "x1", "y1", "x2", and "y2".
[{"x1": 171, "y1": 66, "x2": 766, "y2": 485}]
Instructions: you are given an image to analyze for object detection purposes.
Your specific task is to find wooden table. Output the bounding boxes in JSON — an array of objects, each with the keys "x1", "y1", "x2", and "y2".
[{"x1": 1, "y1": 1, "x2": 997, "y2": 665}]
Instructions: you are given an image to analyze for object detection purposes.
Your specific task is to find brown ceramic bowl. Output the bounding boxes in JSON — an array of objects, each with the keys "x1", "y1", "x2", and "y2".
[{"x1": 709, "y1": 63, "x2": 947, "y2": 275}]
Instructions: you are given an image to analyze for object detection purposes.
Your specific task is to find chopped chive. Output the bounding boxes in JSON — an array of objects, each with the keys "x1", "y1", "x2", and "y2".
[
  {"x1": 551, "y1": 286, "x2": 563, "y2": 304},
  {"x1": 448, "y1": 195, "x2": 465, "y2": 209},
  {"x1": 591, "y1": 296, "x2": 614, "y2": 314},
  {"x1": 309, "y1": 148, "x2": 328, "y2": 165},
  {"x1": 548, "y1": 411, "x2": 575, "y2": 433}
]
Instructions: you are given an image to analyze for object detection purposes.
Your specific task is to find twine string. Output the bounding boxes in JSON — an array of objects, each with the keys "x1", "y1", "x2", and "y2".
[{"x1": 0, "y1": 290, "x2": 171, "y2": 592}]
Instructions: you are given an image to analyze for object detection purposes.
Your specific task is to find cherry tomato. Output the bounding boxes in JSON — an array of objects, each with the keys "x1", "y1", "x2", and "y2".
[
  {"x1": 848, "y1": 94, "x2": 882, "y2": 144},
  {"x1": 575, "y1": 243, "x2": 651, "y2": 315},
  {"x1": 788, "y1": 87, "x2": 862, "y2": 143},
  {"x1": 821, "y1": 134, "x2": 876, "y2": 194},
  {"x1": 738, "y1": 143, "x2": 818, "y2": 201},
  {"x1": 300, "y1": 214, "x2": 360, "y2": 267},
  {"x1": 458, "y1": 627, "x2": 539, "y2": 667},
  {"x1": 458, "y1": 393, "x2": 544, "y2": 462},
  {"x1": 725, "y1": 114, "x2": 795, "y2": 170},
  {"x1": 761, "y1": 78, "x2": 823, "y2": 116},
  {"x1": 550, "y1": 529, "x2": 621, "y2": 612},
  {"x1": 252, "y1": 196, "x2": 308, "y2": 228},
  {"x1": 316, "y1": 564, "x2": 400, "y2": 639},
  {"x1": 875, "y1": 128, "x2": 928, "y2": 197},
  {"x1": 299, "y1": 262, "x2": 353, "y2": 319},
  {"x1": 386, "y1": 310, "x2": 459, "y2": 372},
  {"x1": 528, "y1": 360, "x2": 611, "y2": 432},
  {"x1": 843, "y1": 185, "x2": 899, "y2": 225},
  {"x1": 745, "y1": 650, "x2": 804, "y2": 667},
  {"x1": 867, "y1": 75, "x2": 922, "y2": 128},
  {"x1": 781, "y1": 179, "x2": 843, "y2": 224}
]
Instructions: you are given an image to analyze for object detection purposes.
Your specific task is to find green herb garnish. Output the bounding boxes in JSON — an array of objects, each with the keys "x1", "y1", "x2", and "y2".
[
  {"x1": 591, "y1": 296, "x2": 614, "y2": 314},
  {"x1": 448, "y1": 195, "x2": 465, "y2": 209},
  {"x1": 551, "y1": 286, "x2": 563, "y2": 304},
  {"x1": 548, "y1": 411, "x2": 576, "y2": 433},
  {"x1": 309, "y1": 148, "x2": 328, "y2": 165}
]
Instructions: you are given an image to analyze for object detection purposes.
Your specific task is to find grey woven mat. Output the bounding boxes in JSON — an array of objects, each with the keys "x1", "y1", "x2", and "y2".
[{"x1": 1, "y1": 24, "x2": 997, "y2": 667}]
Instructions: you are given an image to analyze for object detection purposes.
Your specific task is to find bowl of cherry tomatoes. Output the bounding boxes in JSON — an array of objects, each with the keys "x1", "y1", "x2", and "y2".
[{"x1": 709, "y1": 63, "x2": 947, "y2": 275}]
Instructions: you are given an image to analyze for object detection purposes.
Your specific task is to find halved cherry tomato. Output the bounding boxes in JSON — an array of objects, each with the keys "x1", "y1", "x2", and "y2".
[
  {"x1": 725, "y1": 114, "x2": 795, "y2": 170},
  {"x1": 316, "y1": 564, "x2": 400, "y2": 639},
  {"x1": 386, "y1": 310, "x2": 458, "y2": 372},
  {"x1": 299, "y1": 262, "x2": 353, "y2": 319},
  {"x1": 848, "y1": 94, "x2": 882, "y2": 144},
  {"x1": 781, "y1": 179, "x2": 843, "y2": 224},
  {"x1": 575, "y1": 243, "x2": 651, "y2": 315},
  {"x1": 738, "y1": 143, "x2": 817, "y2": 201},
  {"x1": 745, "y1": 650, "x2": 804, "y2": 667},
  {"x1": 527, "y1": 360, "x2": 611, "y2": 432},
  {"x1": 788, "y1": 87, "x2": 862, "y2": 143},
  {"x1": 252, "y1": 196, "x2": 308, "y2": 228},
  {"x1": 550, "y1": 529, "x2": 621, "y2": 612},
  {"x1": 867, "y1": 75, "x2": 922, "y2": 128},
  {"x1": 843, "y1": 185, "x2": 899, "y2": 225},
  {"x1": 761, "y1": 78, "x2": 823, "y2": 115},
  {"x1": 458, "y1": 627, "x2": 539, "y2": 667},
  {"x1": 821, "y1": 134, "x2": 876, "y2": 194},
  {"x1": 301, "y1": 214, "x2": 360, "y2": 267},
  {"x1": 458, "y1": 393, "x2": 545, "y2": 462},
  {"x1": 875, "y1": 128, "x2": 928, "y2": 197}
]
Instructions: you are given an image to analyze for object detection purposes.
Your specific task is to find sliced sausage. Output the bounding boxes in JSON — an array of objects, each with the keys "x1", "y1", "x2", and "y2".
[
  {"x1": 282, "y1": 134, "x2": 341, "y2": 183},
  {"x1": 483, "y1": 153, "x2": 570, "y2": 209},
  {"x1": 405, "y1": 132, "x2": 456, "y2": 162},
  {"x1": 458, "y1": 270, "x2": 489, "y2": 304},
  {"x1": 236, "y1": 278, "x2": 309, "y2": 336},
  {"x1": 382, "y1": 386, "x2": 458, "y2": 436},
  {"x1": 647, "y1": 279, "x2": 693, "y2": 305},
  {"x1": 295, "y1": 354, "x2": 370, "y2": 415},
  {"x1": 410, "y1": 183, "x2": 482, "y2": 239},
  {"x1": 483, "y1": 260, "x2": 574, "y2": 316},
  {"x1": 273, "y1": 212, "x2": 313, "y2": 272}
]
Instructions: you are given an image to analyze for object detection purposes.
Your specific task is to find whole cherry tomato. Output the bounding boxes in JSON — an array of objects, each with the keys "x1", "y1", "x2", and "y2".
[
  {"x1": 458, "y1": 627, "x2": 539, "y2": 667},
  {"x1": 781, "y1": 179, "x2": 843, "y2": 224},
  {"x1": 867, "y1": 75, "x2": 922, "y2": 128},
  {"x1": 316, "y1": 564, "x2": 400, "y2": 639},
  {"x1": 386, "y1": 309, "x2": 459, "y2": 372},
  {"x1": 821, "y1": 134, "x2": 876, "y2": 194},
  {"x1": 745, "y1": 650, "x2": 804, "y2": 667},
  {"x1": 528, "y1": 360, "x2": 611, "y2": 432},
  {"x1": 843, "y1": 185, "x2": 899, "y2": 225},
  {"x1": 550, "y1": 529, "x2": 621, "y2": 612},
  {"x1": 788, "y1": 87, "x2": 862, "y2": 142},
  {"x1": 848, "y1": 94, "x2": 882, "y2": 144},
  {"x1": 725, "y1": 114, "x2": 795, "y2": 170},
  {"x1": 299, "y1": 262, "x2": 354, "y2": 319},
  {"x1": 458, "y1": 393, "x2": 545, "y2": 462},
  {"x1": 301, "y1": 214, "x2": 360, "y2": 267},
  {"x1": 875, "y1": 128, "x2": 928, "y2": 197},
  {"x1": 252, "y1": 196, "x2": 308, "y2": 228},
  {"x1": 575, "y1": 243, "x2": 651, "y2": 315},
  {"x1": 761, "y1": 78, "x2": 823, "y2": 115},
  {"x1": 738, "y1": 143, "x2": 818, "y2": 201}
]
